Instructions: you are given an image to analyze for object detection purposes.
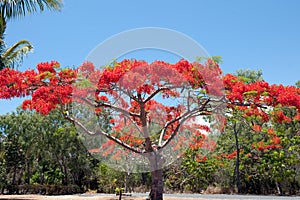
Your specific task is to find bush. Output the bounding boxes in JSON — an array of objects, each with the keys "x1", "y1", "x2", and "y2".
[{"x1": 12, "y1": 184, "x2": 82, "y2": 195}]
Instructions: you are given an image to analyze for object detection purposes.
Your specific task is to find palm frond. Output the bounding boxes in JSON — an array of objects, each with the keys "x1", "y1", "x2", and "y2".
[
  {"x1": 0, "y1": 15, "x2": 6, "y2": 41},
  {"x1": 0, "y1": 0, "x2": 63, "y2": 19},
  {"x1": 1, "y1": 39, "x2": 33, "y2": 69}
]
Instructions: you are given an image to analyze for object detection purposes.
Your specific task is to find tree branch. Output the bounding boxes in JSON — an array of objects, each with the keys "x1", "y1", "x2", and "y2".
[
  {"x1": 77, "y1": 96, "x2": 140, "y2": 118},
  {"x1": 64, "y1": 113, "x2": 142, "y2": 154},
  {"x1": 228, "y1": 101, "x2": 267, "y2": 109},
  {"x1": 158, "y1": 99, "x2": 210, "y2": 147},
  {"x1": 143, "y1": 85, "x2": 186, "y2": 104}
]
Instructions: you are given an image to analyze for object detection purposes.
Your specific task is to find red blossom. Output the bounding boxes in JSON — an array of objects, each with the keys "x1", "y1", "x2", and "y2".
[
  {"x1": 274, "y1": 110, "x2": 292, "y2": 124},
  {"x1": 195, "y1": 154, "x2": 207, "y2": 162},
  {"x1": 1, "y1": 58, "x2": 300, "y2": 164},
  {"x1": 226, "y1": 151, "x2": 237, "y2": 159},
  {"x1": 252, "y1": 123, "x2": 262, "y2": 132}
]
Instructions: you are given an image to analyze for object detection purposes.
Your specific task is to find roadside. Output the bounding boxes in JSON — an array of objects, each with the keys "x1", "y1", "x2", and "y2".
[
  {"x1": 0, "y1": 194, "x2": 299, "y2": 200},
  {"x1": 0, "y1": 194, "x2": 211, "y2": 200}
]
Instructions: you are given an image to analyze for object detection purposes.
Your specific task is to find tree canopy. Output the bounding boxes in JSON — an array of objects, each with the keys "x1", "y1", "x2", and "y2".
[{"x1": 1, "y1": 59, "x2": 300, "y2": 199}]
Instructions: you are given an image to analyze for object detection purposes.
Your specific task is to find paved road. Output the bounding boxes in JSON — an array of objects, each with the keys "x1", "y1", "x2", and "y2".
[{"x1": 162, "y1": 194, "x2": 300, "y2": 199}]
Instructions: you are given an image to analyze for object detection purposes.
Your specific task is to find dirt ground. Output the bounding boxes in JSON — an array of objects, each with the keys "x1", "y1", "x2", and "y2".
[{"x1": 0, "y1": 194, "x2": 216, "y2": 200}]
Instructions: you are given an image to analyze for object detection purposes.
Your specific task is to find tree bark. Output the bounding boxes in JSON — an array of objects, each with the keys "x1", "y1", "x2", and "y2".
[
  {"x1": 63, "y1": 161, "x2": 69, "y2": 185},
  {"x1": 12, "y1": 165, "x2": 17, "y2": 185},
  {"x1": 125, "y1": 172, "x2": 130, "y2": 193},
  {"x1": 275, "y1": 181, "x2": 283, "y2": 196},
  {"x1": 26, "y1": 160, "x2": 30, "y2": 185},
  {"x1": 148, "y1": 154, "x2": 164, "y2": 200},
  {"x1": 149, "y1": 168, "x2": 163, "y2": 200},
  {"x1": 233, "y1": 122, "x2": 242, "y2": 193}
]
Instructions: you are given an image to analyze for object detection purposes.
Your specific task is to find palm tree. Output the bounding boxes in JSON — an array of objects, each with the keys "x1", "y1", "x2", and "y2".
[
  {"x1": 0, "y1": 16, "x2": 33, "y2": 69},
  {"x1": 0, "y1": 0, "x2": 62, "y2": 69},
  {"x1": 0, "y1": 0, "x2": 62, "y2": 19}
]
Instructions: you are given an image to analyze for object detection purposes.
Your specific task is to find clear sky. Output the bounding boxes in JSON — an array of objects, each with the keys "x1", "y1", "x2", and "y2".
[{"x1": 1, "y1": 0, "x2": 300, "y2": 114}]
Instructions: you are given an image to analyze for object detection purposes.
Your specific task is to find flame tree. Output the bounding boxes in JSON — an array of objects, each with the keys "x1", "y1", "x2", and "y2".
[{"x1": 1, "y1": 59, "x2": 300, "y2": 199}]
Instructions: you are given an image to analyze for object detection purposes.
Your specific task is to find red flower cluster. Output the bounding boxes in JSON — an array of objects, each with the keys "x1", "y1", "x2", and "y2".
[
  {"x1": 224, "y1": 74, "x2": 300, "y2": 111},
  {"x1": 215, "y1": 150, "x2": 238, "y2": 160},
  {"x1": 195, "y1": 154, "x2": 207, "y2": 162},
  {"x1": 0, "y1": 61, "x2": 77, "y2": 115},
  {"x1": 1, "y1": 58, "x2": 299, "y2": 162},
  {"x1": 96, "y1": 58, "x2": 223, "y2": 97},
  {"x1": 252, "y1": 123, "x2": 262, "y2": 132},
  {"x1": 253, "y1": 138, "x2": 282, "y2": 151},
  {"x1": 226, "y1": 151, "x2": 237, "y2": 159},
  {"x1": 273, "y1": 110, "x2": 292, "y2": 124}
]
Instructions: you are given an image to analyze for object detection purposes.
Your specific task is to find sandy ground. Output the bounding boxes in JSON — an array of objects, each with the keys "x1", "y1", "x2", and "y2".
[{"x1": 0, "y1": 194, "x2": 215, "y2": 200}]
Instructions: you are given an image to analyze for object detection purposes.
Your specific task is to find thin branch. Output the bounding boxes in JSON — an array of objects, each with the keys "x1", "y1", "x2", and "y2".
[
  {"x1": 143, "y1": 85, "x2": 186, "y2": 104},
  {"x1": 228, "y1": 101, "x2": 267, "y2": 109},
  {"x1": 74, "y1": 95, "x2": 144, "y2": 143},
  {"x1": 143, "y1": 87, "x2": 168, "y2": 103},
  {"x1": 78, "y1": 96, "x2": 140, "y2": 118},
  {"x1": 160, "y1": 114, "x2": 191, "y2": 149},
  {"x1": 122, "y1": 113, "x2": 143, "y2": 137},
  {"x1": 64, "y1": 113, "x2": 142, "y2": 154},
  {"x1": 100, "y1": 101, "x2": 140, "y2": 118},
  {"x1": 158, "y1": 99, "x2": 210, "y2": 146},
  {"x1": 117, "y1": 86, "x2": 140, "y2": 102}
]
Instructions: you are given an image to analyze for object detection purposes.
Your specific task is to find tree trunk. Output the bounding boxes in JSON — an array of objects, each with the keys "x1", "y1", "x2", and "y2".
[
  {"x1": 148, "y1": 153, "x2": 164, "y2": 200},
  {"x1": 149, "y1": 168, "x2": 163, "y2": 200},
  {"x1": 63, "y1": 162, "x2": 68, "y2": 185},
  {"x1": 275, "y1": 181, "x2": 283, "y2": 196},
  {"x1": 118, "y1": 190, "x2": 122, "y2": 200},
  {"x1": 26, "y1": 160, "x2": 30, "y2": 185},
  {"x1": 233, "y1": 122, "x2": 242, "y2": 193},
  {"x1": 140, "y1": 101, "x2": 164, "y2": 200},
  {"x1": 12, "y1": 165, "x2": 17, "y2": 185},
  {"x1": 125, "y1": 172, "x2": 130, "y2": 193}
]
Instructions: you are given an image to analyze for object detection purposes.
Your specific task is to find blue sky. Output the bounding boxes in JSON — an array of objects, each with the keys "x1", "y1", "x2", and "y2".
[{"x1": 1, "y1": 0, "x2": 300, "y2": 114}]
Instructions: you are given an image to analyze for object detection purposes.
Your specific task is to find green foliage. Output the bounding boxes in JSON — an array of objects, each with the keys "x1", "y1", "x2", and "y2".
[
  {"x1": 0, "y1": 108, "x2": 94, "y2": 193},
  {"x1": 195, "y1": 56, "x2": 223, "y2": 64},
  {"x1": 212, "y1": 104, "x2": 300, "y2": 195},
  {"x1": 234, "y1": 69, "x2": 263, "y2": 83},
  {"x1": 115, "y1": 187, "x2": 124, "y2": 194},
  {"x1": 94, "y1": 163, "x2": 124, "y2": 193},
  {"x1": 15, "y1": 184, "x2": 82, "y2": 195},
  {"x1": 0, "y1": 0, "x2": 62, "y2": 20},
  {"x1": 296, "y1": 80, "x2": 300, "y2": 88},
  {"x1": 211, "y1": 56, "x2": 223, "y2": 64}
]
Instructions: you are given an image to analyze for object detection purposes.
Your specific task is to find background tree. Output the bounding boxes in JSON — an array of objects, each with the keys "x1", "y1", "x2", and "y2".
[
  {"x1": 296, "y1": 80, "x2": 300, "y2": 88},
  {"x1": 217, "y1": 71, "x2": 300, "y2": 194},
  {"x1": 229, "y1": 69, "x2": 265, "y2": 193},
  {"x1": 0, "y1": 108, "x2": 94, "y2": 194},
  {"x1": 0, "y1": 15, "x2": 33, "y2": 69},
  {"x1": 234, "y1": 69, "x2": 263, "y2": 84}
]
